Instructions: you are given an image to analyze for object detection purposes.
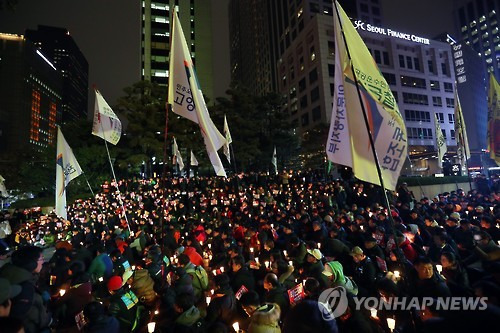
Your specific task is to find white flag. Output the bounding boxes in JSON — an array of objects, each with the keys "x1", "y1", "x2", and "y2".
[
  {"x1": 0, "y1": 175, "x2": 8, "y2": 197},
  {"x1": 56, "y1": 128, "x2": 83, "y2": 220},
  {"x1": 92, "y1": 89, "x2": 122, "y2": 145},
  {"x1": 434, "y1": 114, "x2": 447, "y2": 168},
  {"x1": 190, "y1": 150, "x2": 199, "y2": 166},
  {"x1": 271, "y1": 146, "x2": 277, "y2": 174},
  {"x1": 168, "y1": 12, "x2": 227, "y2": 177},
  {"x1": 454, "y1": 90, "x2": 470, "y2": 170},
  {"x1": 172, "y1": 137, "x2": 185, "y2": 171},
  {"x1": 223, "y1": 115, "x2": 232, "y2": 164}
]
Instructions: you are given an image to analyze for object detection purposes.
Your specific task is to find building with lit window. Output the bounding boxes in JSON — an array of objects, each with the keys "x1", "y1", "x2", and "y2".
[
  {"x1": 141, "y1": 0, "x2": 226, "y2": 103},
  {"x1": 0, "y1": 33, "x2": 62, "y2": 155},
  {"x1": 25, "y1": 26, "x2": 88, "y2": 123},
  {"x1": 453, "y1": 0, "x2": 500, "y2": 80},
  {"x1": 229, "y1": 0, "x2": 383, "y2": 96},
  {"x1": 277, "y1": 14, "x2": 459, "y2": 174}
]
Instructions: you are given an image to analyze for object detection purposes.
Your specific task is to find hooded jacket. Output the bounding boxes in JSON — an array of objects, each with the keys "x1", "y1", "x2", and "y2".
[
  {"x1": 325, "y1": 261, "x2": 358, "y2": 295},
  {"x1": 248, "y1": 303, "x2": 281, "y2": 333},
  {"x1": 131, "y1": 269, "x2": 157, "y2": 306},
  {"x1": 0, "y1": 263, "x2": 51, "y2": 333},
  {"x1": 175, "y1": 305, "x2": 201, "y2": 327}
]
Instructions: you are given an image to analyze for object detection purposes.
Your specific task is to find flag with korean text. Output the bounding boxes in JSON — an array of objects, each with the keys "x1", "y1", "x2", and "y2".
[
  {"x1": 434, "y1": 113, "x2": 447, "y2": 168},
  {"x1": 327, "y1": 1, "x2": 407, "y2": 191},
  {"x1": 223, "y1": 115, "x2": 232, "y2": 163},
  {"x1": 56, "y1": 128, "x2": 83, "y2": 220},
  {"x1": 454, "y1": 90, "x2": 470, "y2": 170},
  {"x1": 92, "y1": 89, "x2": 122, "y2": 145},
  {"x1": 488, "y1": 73, "x2": 500, "y2": 166},
  {"x1": 168, "y1": 11, "x2": 226, "y2": 177}
]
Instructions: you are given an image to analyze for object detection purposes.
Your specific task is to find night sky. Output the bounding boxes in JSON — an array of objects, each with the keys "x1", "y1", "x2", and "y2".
[{"x1": 0, "y1": 0, "x2": 455, "y2": 112}]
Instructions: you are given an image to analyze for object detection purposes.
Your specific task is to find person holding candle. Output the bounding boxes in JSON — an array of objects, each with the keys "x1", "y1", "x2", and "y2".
[
  {"x1": 172, "y1": 293, "x2": 202, "y2": 331},
  {"x1": 240, "y1": 291, "x2": 281, "y2": 333},
  {"x1": 107, "y1": 275, "x2": 142, "y2": 333},
  {"x1": 440, "y1": 252, "x2": 471, "y2": 295},
  {"x1": 205, "y1": 274, "x2": 237, "y2": 331},
  {"x1": 350, "y1": 246, "x2": 377, "y2": 297},
  {"x1": 409, "y1": 256, "x2": 451, "y2": 299}
]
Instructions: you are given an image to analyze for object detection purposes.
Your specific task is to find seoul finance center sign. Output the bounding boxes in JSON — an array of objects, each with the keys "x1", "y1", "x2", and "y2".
[{"x1": 354, "y1": 20, "x2": 430, "y2": 45}]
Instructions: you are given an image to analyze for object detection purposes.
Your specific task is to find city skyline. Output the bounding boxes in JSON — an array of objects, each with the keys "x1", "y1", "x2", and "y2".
[{"x1": 0, "y1": 0, "x2": 458, "y2": 109}]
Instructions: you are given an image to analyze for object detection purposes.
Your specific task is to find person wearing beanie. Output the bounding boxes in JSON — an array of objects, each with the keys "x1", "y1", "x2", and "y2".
[
  {"x1": 349, "y1": 246, "x2": 377, "y2": 297},
  {"x1": 205, "y1": 273, "x2": 237, "y2": 330},
  {"x1": 107, "y1": 275, "x2": 141, "y2": 333},
  {"x1": 0, "y1": 245, "x2": 51, "y2": 333},
  {"x1": 84, "y1": 301, "x2": 120, "y2": 333},
  {"x1": 322, "y1": 261, "x2": 358, "y2": 295}
]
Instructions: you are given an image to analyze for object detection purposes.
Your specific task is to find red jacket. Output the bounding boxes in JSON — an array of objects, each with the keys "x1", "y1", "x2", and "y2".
[
  {"x1": 399, "y1": 238, "x2": 418, "y2": 263},
  {"x1": 185, "y1": 246, "x2": 204, "y2": 266}
]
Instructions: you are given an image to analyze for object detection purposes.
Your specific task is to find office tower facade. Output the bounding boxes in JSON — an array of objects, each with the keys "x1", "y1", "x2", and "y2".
[
  {"x1": 142, "y1": 0, "x2": 227, "y2": 103},
  {"x1": 25, "y1": 25, "x2": 89, "y2": 123},
  {"x1": 0, "y1": 33, "x2": 62, "y2": 155},
  {"x1": 277, "y1": 14, "x2": 458, "y2": 174},
  {"x1": 453, "y1": 0, "x2": 500, "y2": 80},
  {"x1": 229, "y1": 0, "x2": 383, "y2": 97}
]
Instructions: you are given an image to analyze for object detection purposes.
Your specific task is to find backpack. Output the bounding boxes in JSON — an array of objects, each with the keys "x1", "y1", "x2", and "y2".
[{"x1": 186, "y1": 265, "x2": 209, "y2": 291}]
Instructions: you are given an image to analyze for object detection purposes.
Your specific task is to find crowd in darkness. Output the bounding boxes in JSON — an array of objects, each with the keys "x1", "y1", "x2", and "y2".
[{"x1": 0, "y1": 171, "x2": 499, "y2": 333}]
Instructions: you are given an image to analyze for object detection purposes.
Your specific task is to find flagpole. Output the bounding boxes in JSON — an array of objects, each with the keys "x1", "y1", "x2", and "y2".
[
  {"x1": 230, "y1": 144, "x2": 238, "y2": 174},
  {"x1": 456, "y1": 88, "x2": 473, "y2": 192},
  {"x1": 94, "y1": 92, "x2": 131, "y2": 235},
  {"x1": 333, "y1": 2, "x2": 403, "y2": 260}
]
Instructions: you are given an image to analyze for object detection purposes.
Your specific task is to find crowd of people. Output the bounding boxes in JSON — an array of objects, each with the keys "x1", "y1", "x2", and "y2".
[{"x1": 0, "y1": 171, "x2": 499, "y2": 333}]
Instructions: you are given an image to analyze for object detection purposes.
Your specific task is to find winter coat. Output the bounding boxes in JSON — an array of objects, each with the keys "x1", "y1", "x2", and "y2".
[
  {"x1": 206, "y1": 288, "x2": 237, "y2": 329},
  {"x1": 108, "y1": 289, "x2": 141, "y2": 333},
  {"x1": 131, "y1": 269, "x2": 157, "y2": 306},
  {"x1": 0, "y1": 263, "x2": 51, "y2": 333},
  {"x1": 264, "y1": 285, "x2": 289, "y2": 318},
  {"x1": 88, "y1": 253, "x2": 113, "y2": 281},
  {"x1": 54, "y1": 282, "x2": 93, "y2": 328},
  {"x1": 325, "y1": 261, "x2": 358, "y2": 295},
  {"x1": 248, "y1": 303, "x2": 281, "y2": 333},
  {"x1": 175, "y1": 305, "x2": 201, "y2": 327},
  {"x1": 231, "y1": 266, "x2": 256, "y2": 293},
  {"x1": 85, "y1": 315, "x2": 120, "y2": 333}
]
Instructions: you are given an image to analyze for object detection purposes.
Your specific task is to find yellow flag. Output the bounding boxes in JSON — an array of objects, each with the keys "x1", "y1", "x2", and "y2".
[
  {"x1": 454, "y1": 90, "x2": 469, "y2": 169},
  {"x1": 488, "y1": 73, "x2": 500, "y2": 166},
  {"x1": 327, "y1": 1, "x2": 407, "y2": 191}
]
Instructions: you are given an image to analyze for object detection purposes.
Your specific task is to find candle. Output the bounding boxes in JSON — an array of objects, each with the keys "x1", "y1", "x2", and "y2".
[
  {"x1": 232, "y1": 322, "x2": 239, "y2": 332},
  {"x1": 387, "y1": 318, "x2": 395, "y2": 331},
  {"x1": 436, "y1": 264, "x2": 442, "y2": 273},
  {"x1": 220, "y1": 266, "x2": 224, "y2": 273},
  {"x1": 255, "y1": 257, "x2": 260, "y2": 264},
  {"x1": 393, "y1": 271, "x2": 400, "y2": 279},
  {"x1": 370, "y1": 308, "x2": 377, "y2": 318},
  {"x1": 210, "y1": 289, "x2": 214, "y2": 295},
  {"x1": 98, "y1": 277, "x2": 104, "y2": 282},
  {"x1": 59, "y1": 289, "x2": 66, "y2": 296},
  {"x1": 206, "y1": 296, "x2": 211, "y2": 305},
  {"x1": 250, "y1": 247, "x2": 254, "y2": 253},
  {"x1": 212, "y1": 270, "x2": 217, "y2": 276},
  {"x1": 317, "y1": 243, "x2": 321, "y2": 249},
  {"x1": 283, "y1": 250, "x2": 287, "y2": 257},
  {"x1": 264, "y1": 261, "x2": 270, "y2": 269},
  {"x1": 132, "y1": 265, "x2": 136, "y2": 270},
  {"x1": 208, "y1": 244, "x2": 212, "y2": 249},
  {"x1": 147, "y1": 322, "x2": 156, "y2": 333},
  {"x1": 154, "y1": 310, "x2": 159, "y2": 315},
  {"x1": 289, "y1": 260, "x2": 293, "y2": 266},
  {"x1": 209, "y1": 254, "x2": 213, "y2": 260},
  {"x1": 200, "y1": 241, "x2": 203, "y2": 246}
]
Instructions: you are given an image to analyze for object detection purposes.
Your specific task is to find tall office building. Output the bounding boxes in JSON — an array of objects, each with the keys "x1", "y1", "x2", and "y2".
[
  {"x1": 277, "y1": 12, "x2": 460, "y2": 174},
  {"x1": 25, "y1": 25, "x2": 88, "y2": 123},
  {"x1": 453, "y1": 0, "x2": 500, "y2": 80},
  {"x1": 141, "y1": 0, "x2": 228, "y2": 103},
  {"x1": 0, "y1": 33, "x2": 62, "y2": 155},
  {"x1": 229, "y1": 0, "x2": 383, "y2": 97}
]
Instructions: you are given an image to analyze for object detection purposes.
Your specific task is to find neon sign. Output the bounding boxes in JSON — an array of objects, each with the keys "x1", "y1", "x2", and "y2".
[{"x1": 354, "y1": 20, "x2": 430, "y2": 45}]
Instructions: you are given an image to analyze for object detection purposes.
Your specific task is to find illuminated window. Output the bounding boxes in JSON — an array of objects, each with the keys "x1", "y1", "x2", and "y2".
[
  {"x1": 48, "y1": 102, "x2": 57, "y2": 145},
  {"x1": 30, "y1": 90, "x2": 41, "y2": 142}
]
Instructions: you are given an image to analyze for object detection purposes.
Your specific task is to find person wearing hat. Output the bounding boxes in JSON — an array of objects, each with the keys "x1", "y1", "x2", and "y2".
[
  {"x1": 322, "y1": 260, "x2": 358, "y2": 295},
  {"x1": 0, "y1": 278, "x2": 21, "y2": 317},
  {"x1": 304, "y1": 248, "x2": 327, "y2": 286},
  {"x1": 349, "y1": 246, "x2": 377, "y2": 297},
  {"x1": 107, "y1": 275, "x2": 141, "y2": 333},
  {"x1": 0, "y1": 245, "x2": 51, "y2": 333},
  {"x1": 364, "y1": 235, "x2": 385, "y2": 262}
]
